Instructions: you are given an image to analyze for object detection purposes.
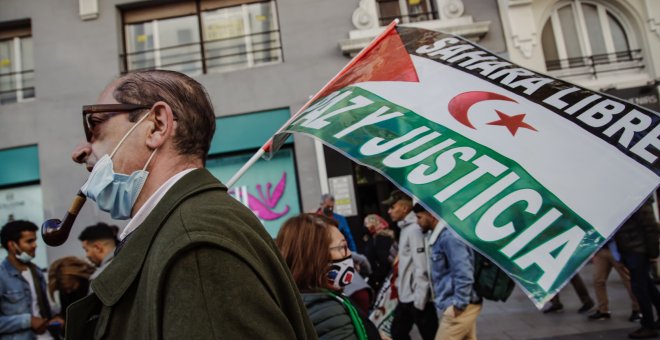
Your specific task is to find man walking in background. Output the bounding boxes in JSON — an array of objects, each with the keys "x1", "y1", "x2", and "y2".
[
  {"x1": 414, "y1": 203, "x2": 481, "y2": 340},
  {"x1": 318, "y1": 193, "x2": 358, "y2": 252},
  {"x1": 588, "y1": 239, "x2": 640, "y2": 322},
  {"x1": 78, "y1": 222, "x2": 119, "y2": 280},
  {"x1": 616, "y1": 201, "x2": 660, "y2": 339},
  {"x1": 384, "y1": 191, "x2": 437, "y2": 340}
]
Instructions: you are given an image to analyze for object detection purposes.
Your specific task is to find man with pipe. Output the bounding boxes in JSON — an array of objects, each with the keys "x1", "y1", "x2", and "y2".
[{"x1": 67, "y1": 70, "x2": 316, "y2": 339}]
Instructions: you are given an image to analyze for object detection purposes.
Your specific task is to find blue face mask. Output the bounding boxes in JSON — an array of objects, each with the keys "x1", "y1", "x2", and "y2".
[{"x1": 81, "y1": 111, "x2": 156, "y2": 220}]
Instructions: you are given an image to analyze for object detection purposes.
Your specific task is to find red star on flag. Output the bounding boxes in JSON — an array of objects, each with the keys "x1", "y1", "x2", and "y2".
[{"x1": 487, "y1": 110, "x2": 537, "y2": 136}]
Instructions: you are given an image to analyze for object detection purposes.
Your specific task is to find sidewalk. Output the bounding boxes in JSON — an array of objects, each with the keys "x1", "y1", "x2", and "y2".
[{"x1": 478, "y1": 262, "x2": 644, "y2": 339}]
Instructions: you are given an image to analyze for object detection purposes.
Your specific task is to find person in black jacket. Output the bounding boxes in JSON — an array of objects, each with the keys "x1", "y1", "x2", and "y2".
[
  {"x1": 362, "y1": 214, "x2": 394, "y2": 294},
  {"x1": 616, "y1": 200, "x2": 660, "y2": 339},
  {"x1": 276, "y1": 213, "x2": 382, "y2": 340}
]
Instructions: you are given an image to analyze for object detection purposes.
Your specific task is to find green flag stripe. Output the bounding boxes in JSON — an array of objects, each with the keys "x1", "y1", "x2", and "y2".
[{"x1": 283, "y1": 86, "x2": 606, "y2": 306}]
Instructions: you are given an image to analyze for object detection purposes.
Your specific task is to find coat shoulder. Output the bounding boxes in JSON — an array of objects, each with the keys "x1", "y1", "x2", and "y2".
[{"x1": 302, "y1": 293, "x2": 357, "y2": 340}]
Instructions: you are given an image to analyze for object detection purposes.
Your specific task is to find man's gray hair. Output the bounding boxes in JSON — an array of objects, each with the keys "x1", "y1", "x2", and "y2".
[{"x1": 320, "y1": 193, "x2": 334, "y2": 202}]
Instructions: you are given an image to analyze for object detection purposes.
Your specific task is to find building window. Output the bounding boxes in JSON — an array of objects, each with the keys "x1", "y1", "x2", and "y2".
[
  {"x1": 0, "y1": 20, "x2": 34, "y2": 105},
  {"x1": 376, "y1": 0, "x2": 438, "y2": 26},
  {"x1": 540, "y1": 1, "x2": 642, "y2": 77},
  {"x1": 121, "y1": 0, "x2": 282, "y2": 76}
]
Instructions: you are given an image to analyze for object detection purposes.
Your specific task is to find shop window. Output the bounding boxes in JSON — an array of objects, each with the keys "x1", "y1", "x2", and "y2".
[
  {"x1": 540, "y1": 1, "x2": 642, "y2": 77},
  {"x1": 206, "y1": 148, "x2": 300, "y2": 237},
  {"x1": 0, "y1": 19, "x2": 34, "y2": 105},
  {"x1": 205, "y1": 108, "x2": 298, "y2": 236},
  {"x1": 0, "y1": 145, "x2": 48, "y2": 268},
  {"x1": 121, "y1": 0, "x2": 282, "y2": 76}
]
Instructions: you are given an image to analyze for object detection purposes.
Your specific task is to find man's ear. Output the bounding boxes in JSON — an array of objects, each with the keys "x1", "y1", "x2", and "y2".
[
  {"x1": 146, "y1": 101, "x2": 175, "y2": 149},
  {"x1": 93, "y1": 241, "x2": 104, "y2": 253},
  {"x1": 7, "y1": 241, "x2": 17, "y2": 254}
]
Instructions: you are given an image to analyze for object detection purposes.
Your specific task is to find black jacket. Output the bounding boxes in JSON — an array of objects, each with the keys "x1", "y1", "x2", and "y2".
[
  {"x1": 615, "y1": 201, "x2": 659, "y2": 258},
  {"x1": 363, "y1": 230, "x2": 394, "y2": 293}
]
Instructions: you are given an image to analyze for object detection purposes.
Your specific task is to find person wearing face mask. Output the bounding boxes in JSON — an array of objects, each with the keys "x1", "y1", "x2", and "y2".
[
  {"x1": 317, "y1": 194, "x2": 358, "y2": 253},
  {"x1": 0, "y1": 220, "x2": 63, "y2": 339},
  {"x1": 67, "y1": 70, "x2": 315, "y2": 339},
  {"x1": 276, "y1": 213, "x2": 382, "y2": 340}
]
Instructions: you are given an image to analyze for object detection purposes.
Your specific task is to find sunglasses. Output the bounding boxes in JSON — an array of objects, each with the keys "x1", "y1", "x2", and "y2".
[{"x1": 82, "y1": 104, "x2": 151, "y2": 142}]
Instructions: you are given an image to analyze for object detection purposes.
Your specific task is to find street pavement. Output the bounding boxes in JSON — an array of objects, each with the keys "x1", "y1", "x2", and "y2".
[{"x1": 478, "y1": 261, "x2": 646, "y2": 339}]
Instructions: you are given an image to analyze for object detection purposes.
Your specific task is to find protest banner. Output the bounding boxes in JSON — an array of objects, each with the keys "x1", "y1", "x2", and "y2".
[{"x1": 275, "y1": 24, "x2": 660, "y2": 308}]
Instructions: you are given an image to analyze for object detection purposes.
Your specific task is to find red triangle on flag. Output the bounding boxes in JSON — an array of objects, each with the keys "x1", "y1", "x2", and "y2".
[{"x1": 317, "y1": 27, "x2": 420, "y2": 99}]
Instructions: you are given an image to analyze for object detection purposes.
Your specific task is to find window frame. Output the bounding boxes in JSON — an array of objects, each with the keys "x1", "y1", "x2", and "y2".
[
  {"x1": 376, "y1": 0, "x2": 438, "y2": 26},
  {"x1": 541, "y1": 0, "x2": 638, "y2": 71},
  {"x1": 119, "y1": 0, "x2": 282, "y2": 76},
  {"x1": 0, "y1": 20, "x2": 34, "y2": 105}
]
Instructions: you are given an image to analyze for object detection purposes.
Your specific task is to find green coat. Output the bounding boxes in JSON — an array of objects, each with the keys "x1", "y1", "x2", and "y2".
[
  {"x1": 65, "y1": 169, "x2": 317, "y2": 340},
  {"x1": 302, "y1": 293, "x2": 357, "y2": 340}
]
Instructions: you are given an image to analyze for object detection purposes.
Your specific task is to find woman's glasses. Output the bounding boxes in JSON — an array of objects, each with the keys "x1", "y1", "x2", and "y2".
[{"x1": 329, "y1": 243, "x2": 349, "y2": 257}]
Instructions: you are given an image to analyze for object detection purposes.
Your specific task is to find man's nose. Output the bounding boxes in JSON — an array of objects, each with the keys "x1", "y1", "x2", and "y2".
[{"x1": 72, "y1": 141, "x2": 91, "y2": 166}]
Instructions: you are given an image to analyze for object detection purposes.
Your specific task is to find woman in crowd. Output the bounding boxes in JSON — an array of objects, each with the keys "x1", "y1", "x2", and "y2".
[
  {"x1": 48, "y1": 257, "x2": 95, "y2": 318},
  {"x1": 362, "y1": 214, "x2": 394, "y2": 294},
  {"x1": 276, "y1": 213, "x2": 381, "y2": 340}
]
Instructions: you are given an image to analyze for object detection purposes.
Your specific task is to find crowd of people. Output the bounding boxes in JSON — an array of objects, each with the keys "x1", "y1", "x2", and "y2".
[
  {"x1": 4, "y1": 191, "x2": 657, "y2": 340},
  {"x1": 0, "y1": 70, "x2": 658, "y2": 340},
  {"x1": 0, "y1": 220, "x2": 117, "y2": 339}
]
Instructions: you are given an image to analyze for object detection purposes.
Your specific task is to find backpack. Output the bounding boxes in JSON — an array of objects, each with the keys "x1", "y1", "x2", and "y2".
[{"x1": 473, "y1": 252, "x2": 515, "y2": 302}]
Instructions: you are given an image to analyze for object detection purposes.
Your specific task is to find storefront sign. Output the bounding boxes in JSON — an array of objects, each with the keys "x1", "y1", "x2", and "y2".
[{"x1": 328, "y1": 175, "x2": 358, "y2": 217}]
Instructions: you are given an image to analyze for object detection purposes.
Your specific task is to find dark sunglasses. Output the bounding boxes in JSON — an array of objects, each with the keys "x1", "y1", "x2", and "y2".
[{"x1": 82, "y1": 103, "x2": 151, "y2": 142}]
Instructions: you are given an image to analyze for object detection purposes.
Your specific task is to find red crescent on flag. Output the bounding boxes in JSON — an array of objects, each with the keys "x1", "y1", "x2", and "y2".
[{"x1": 448, "y1": 91, "x2": 518, "y2": 129}]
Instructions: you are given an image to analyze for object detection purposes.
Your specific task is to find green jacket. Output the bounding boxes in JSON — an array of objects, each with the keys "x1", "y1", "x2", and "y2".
[
  {"x1": 302, "y1": 292, "x2": 357, "y2": 340},
  {"x1": 65, "y1": 169, "x2": 317, "y2": 340}
]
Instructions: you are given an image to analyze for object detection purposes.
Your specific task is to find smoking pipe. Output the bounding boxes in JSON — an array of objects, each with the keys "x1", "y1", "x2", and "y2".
[{"x1": 41, "y1": 191, "x2": 86, "y2": 246}]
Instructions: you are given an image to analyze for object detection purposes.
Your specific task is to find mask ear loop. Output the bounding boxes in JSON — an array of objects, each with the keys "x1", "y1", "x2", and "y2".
[
  {"x1": 11, "y1": 241, "x2": 22, "y2": 255},
  {"x1": 142, "y1": 148, "x2": 157, "y2": 171},
  {"x1": 109, "y1": 110, "x2": 152, "y2": 159}
]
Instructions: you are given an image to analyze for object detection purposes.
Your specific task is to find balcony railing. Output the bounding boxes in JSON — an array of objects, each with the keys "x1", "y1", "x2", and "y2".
[
  {"x1": 120, "y1": 30, "x2": 282, "y2": 75},
  {"x1": 0, "y1": 69, "x2": 35, "y2": 105},
  {"x1": 545, "y1": 49, "x2": 643, "y2": 79},
  {"x1": 378, "y1": 10, "x2": 439, "y2": 26}
]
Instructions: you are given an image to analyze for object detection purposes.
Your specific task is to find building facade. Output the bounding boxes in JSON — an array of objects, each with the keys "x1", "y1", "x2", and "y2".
[
  {"x1": 1, "y1": 0, "x2": 358, "y2": 263},
  {"x1": 1, "y1": 0, "x2": 655, "y2": 264},
  {"x1": 498, "y1": 0, "x2": 660, "y2": 109}
]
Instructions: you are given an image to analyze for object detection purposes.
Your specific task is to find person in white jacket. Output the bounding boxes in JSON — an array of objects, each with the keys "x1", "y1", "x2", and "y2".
[{"x1": 383, "y1": 190, "x2": 438, "y2": 340}]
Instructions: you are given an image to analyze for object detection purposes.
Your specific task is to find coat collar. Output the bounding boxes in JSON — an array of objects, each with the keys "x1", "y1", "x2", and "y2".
[
  {"x1": 2, "y1": 257, "x2": 38, "y2": 278},
  {"x1": 398, "y1": 211, "x2": 417, "y2": 229},
  {"x1": 1, "y1": 258, "x2": 20, "y2": 277},
  {"x1": 428, "y1": 219, "x2": 447, "y2": 245},
  {"x1": 91, "y1": 168, "x2": 225, "y2": 306}
]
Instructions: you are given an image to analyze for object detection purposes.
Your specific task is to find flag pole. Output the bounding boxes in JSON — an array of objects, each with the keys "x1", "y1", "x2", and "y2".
[{"x1": 226, "y1": 19, "x2": 400, "y2": 188}]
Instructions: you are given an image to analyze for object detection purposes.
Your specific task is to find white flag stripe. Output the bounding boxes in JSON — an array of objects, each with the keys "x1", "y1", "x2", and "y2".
[{"x1": 355, "y1": 56, "x2": 658, "y2": 237}]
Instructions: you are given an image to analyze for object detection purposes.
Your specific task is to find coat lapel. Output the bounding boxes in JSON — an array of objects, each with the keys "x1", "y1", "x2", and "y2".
[{"x1": 91, "y1": 169, "x2": 226, "y2": 306}]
